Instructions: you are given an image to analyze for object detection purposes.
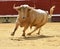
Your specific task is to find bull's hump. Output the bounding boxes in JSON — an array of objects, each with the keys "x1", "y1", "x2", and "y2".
[{"x1": 36, "y1": 9, "x2": 47, "y2": 13}]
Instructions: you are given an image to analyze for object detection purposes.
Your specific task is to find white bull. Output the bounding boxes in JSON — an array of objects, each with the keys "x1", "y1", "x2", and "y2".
[{"x1": 11, "y1": 4, "x2": 55, "y2": 37}]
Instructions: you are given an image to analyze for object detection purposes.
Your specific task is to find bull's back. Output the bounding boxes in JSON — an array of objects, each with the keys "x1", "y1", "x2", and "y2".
[{"x1": 30, "y1": 10, "x2": 48, "y2": 27}]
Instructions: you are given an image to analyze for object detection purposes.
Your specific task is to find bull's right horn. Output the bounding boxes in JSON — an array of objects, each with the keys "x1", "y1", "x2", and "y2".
[
  {"x1": 13, "y1": 4, "x2": 16, "y2": 9},
  {"x1": 13, "y1": 4, "x2": 20, "y2": 9}
]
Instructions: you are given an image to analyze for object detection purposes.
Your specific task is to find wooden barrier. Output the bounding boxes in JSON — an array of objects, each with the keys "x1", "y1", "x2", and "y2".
[{"x1": 51, "y1": 14, "x2": 60, "y2": 22}]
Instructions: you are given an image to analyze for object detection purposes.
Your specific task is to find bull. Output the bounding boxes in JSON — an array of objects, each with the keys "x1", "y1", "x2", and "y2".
[{"x1": 11, "y1": 4, "x2": 55, "y2": 37}]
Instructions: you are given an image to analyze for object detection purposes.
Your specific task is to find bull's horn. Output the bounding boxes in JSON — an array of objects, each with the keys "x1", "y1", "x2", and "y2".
[
  {"x1": 13, "y1": 4, "x2": 16, "y2": 9},
  {"x1": 13, "y1": 4, "x2": 20, "y2": 9}
]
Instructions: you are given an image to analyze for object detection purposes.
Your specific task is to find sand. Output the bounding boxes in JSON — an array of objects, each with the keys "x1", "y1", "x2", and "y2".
[{"x1": 0, "y1": 22, "x2": 60, "y2": 49}]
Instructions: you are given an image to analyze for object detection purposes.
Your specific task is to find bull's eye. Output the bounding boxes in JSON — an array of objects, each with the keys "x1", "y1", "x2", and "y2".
[{"x1": 22, "y1": 16, "x2": 25, "y2": 19}]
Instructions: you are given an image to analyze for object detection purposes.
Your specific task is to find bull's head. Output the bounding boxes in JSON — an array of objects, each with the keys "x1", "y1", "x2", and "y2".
[{"x1": 13, "y1": 4, "x2": 32, "y2": 21}]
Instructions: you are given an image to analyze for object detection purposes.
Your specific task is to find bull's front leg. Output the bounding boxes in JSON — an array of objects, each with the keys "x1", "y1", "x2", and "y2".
[
  {"x1": 22, "y1": 25, "x2": 29, "y2": 37},
  {"x1": 11, "y1": 23, "x2": 19, "y2": 36}
]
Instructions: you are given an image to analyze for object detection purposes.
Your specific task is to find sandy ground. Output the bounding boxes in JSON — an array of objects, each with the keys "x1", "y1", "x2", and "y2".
[{"x1": 0, "y1": 22, "x2": 60, "y2": 49}]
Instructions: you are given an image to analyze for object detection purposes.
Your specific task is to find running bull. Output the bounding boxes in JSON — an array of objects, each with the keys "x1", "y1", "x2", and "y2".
[{"x1": 11, "y1": 4, "x2": 55, "y2": 37}]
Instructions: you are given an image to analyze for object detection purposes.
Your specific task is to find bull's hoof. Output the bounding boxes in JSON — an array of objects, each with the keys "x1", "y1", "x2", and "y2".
[
  {"x1": 36, "y1": 33, "x2": 40, "y2": 35},
  {"x1": 27, "y1": 33, "x2": 31, "y2": 35},
  {"x1": 22, "y1": 34, "x2": 25, "y2": 37},
  {"x1": 11, "y1": 33, "x2": 14, "y2": 36}
]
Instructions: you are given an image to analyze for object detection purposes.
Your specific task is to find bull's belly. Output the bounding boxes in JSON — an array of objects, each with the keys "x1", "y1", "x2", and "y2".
[
  {"x1": 32, "y1": 19, "x2": 47, "y2": 27},
  {"x1": 32, "y1": 22, "x2": 46, "y2": 27},
  {"x1": 33, "y1": 19, "x2": 43, "y2": 25}
]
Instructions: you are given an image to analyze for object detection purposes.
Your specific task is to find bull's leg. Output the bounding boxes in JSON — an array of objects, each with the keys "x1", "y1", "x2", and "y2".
[
  {"x1": 22, "y1": 25, "x2": 29, "y2": 37},
  {"x1": 11, "y1": 23, "x2": 19, "y2": 36},
  {"x1": 37, "y1": 28, "x2": 41, "y2": 35},
  {"x1": 27, "y1": 27, "x2": 39, "y2": 35}
]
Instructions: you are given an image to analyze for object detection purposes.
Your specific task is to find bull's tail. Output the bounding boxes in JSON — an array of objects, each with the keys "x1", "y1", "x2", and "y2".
[{"x1": 49, "y1": 5, "x2": 55, "y2": 17}]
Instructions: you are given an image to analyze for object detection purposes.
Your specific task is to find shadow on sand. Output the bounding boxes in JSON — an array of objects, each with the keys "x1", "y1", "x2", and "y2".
[
  {"x1": 10, "y1": 35, "x2": 54, "y2": 41},
  {"x1": 24, "y1": 35, "x2": 54, "y2": 40}
]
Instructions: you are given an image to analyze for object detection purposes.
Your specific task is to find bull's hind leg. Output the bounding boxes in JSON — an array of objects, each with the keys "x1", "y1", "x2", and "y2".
[
  {"x1": 37, "y1": 28, "x2": 41, "y2": 35},
  {"x1": 27, "y1": 27, "x2": 39, "y2": 35},
  {"x1": 11, "y1": 23, "x2": 19, "y2": 36}
]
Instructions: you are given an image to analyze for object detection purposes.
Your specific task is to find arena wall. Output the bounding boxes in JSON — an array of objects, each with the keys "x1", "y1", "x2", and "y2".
[
  {"x1": 0, "y1": 0, "x2": 60, "y2": 15},
  {"x1": 0, "y1": 0, "x2": 60, "y2": 22}
]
